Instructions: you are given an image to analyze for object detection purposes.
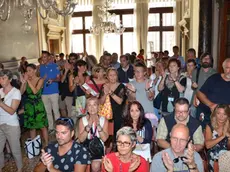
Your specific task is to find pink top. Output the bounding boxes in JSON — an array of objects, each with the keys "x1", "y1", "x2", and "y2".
[{"x1": 101, "y1": 152, "x2": 149, "y2": 172}]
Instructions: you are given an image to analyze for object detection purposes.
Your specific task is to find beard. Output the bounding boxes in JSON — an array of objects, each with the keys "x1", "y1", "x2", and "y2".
[{"x1": 201, "y1": 62, "x2": 211, "y2": 68}]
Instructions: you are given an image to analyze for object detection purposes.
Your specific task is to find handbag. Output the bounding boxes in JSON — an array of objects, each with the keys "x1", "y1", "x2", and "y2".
[
  {"x1": 24, "y1": 135, "x2": 41, "y2": 159},
  {"x1": 98, "y1": 95, "x2": 113, "y2": 120},
  {"x1": 83, "y1": 127, "x2": 104, "y2": 158}
]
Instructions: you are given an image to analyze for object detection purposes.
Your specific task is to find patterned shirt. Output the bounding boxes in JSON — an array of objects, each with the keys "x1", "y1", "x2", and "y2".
[{"x1": 45, "y1": 141, "x2": 90, "y2": 172}]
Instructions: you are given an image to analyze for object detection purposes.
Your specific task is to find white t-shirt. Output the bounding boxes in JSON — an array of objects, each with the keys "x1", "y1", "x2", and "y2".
[{"x1": 0, "y1": 87, "x2": 21, "y2": 126}]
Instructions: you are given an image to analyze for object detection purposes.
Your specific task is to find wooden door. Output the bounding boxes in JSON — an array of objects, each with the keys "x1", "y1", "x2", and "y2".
[{"x1": 218, "y1": 1, "x2": 230, "y2": 72}]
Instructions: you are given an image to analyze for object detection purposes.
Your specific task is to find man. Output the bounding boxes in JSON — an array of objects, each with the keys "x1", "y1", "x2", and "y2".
[
  {"x1": 171, "y1": 46, "x2": 185, "y2": 68},
  {"x1": 137, "y1": 49, "x2": 145, "y2": 61},
  {"x1": 40, "y1": 51, "x2": 60, "y2": 133},
  {"x1": 186, "y1": 48, "x2": 200, "y2": 68},
  {"x1": 59, "y1": 53, "x2": 79, "y2": 117},
  {"x1": 156, "y1": 98, "x2": 204, "y2": 152},
  {"x1": 197, "y1": 58, "x2": 230, "y2": 128},
  {"x1": 117, "y1": 55, "x2": 134, "y2": 83},
  {"x1": 151, "y1": 124, "x2": 204, "y2": 172},
  {"x1": 101, "y1": 53, "x2": 112, "y2": 71},
  {"x1": 111, "y1": 52, "x2": 120, "y2": 69},
  {"x1": 56, "y1": 53, "x2": 66, "y2": 70},
  {"x1": 34, "y1": 118, "x2": 90, "y2": 172},
  {"x1": 191, "y1": 52, "x2": 216, "y2": 92}
]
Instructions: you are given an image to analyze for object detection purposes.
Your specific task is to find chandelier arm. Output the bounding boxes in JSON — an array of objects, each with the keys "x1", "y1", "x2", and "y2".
[
  {"x1": 0, "y1": 0, "x2": 10, "y2": 21},
  {"x1": 51, "y1": 1, "x2": 77, "y2": 16},
  {"x1": 37, "y1": 5, "x2": 48, "y2": 20},
  {"x1": 36, "y1": 0, "x2": 51, "y2": 10},
  {"x1": 0, "y1": 0, "x2": 5, "y2": 8}
]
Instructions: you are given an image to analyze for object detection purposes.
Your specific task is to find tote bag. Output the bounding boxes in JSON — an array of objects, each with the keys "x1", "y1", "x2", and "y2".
[
  {"x1": 98, "y1": 95, "x2": 113, "y2": 120},
  {"x1": 24, "y1": 135, "x2": 41, "y2": 159}
]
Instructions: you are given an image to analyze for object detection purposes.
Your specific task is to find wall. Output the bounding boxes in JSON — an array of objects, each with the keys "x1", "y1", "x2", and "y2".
[{"x1": 0, "y1": 9, "x2": 39, "y2": 62}]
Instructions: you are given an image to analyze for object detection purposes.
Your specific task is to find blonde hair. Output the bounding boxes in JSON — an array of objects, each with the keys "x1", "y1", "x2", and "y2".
[
  {"x1": 106, "y1": 67, "x2": 118, "y2": 77},
  {"x1": 211, "y1": 104, "x2": 230, "y2": 132},
  {"x1": 86, "y1": 97, "x2": 99, "y2": 108},
  {"x1": 92, "y1": 65, "x2": 104, "y2": 78}
]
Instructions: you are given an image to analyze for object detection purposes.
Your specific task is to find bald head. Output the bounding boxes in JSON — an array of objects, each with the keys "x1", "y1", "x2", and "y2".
[
  {"x1": 223, "y1": 58, "x2": 230, "y2": 68},
  {"x1": 171, "y1": 123, "x2": 189, "y2": 138}
]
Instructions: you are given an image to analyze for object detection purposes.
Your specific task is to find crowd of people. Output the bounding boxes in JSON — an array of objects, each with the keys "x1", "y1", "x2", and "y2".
[{"x1": 0, "y1": 46, "x2": 230, "y2": 172}]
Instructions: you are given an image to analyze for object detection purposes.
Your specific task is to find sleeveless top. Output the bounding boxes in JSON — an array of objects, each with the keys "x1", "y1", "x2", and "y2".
[{"x1": 82, "y1": 116, "x2": 105, "y2": 142}]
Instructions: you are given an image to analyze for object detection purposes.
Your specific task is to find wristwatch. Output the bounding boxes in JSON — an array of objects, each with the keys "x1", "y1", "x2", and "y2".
[{"x1": 188, "y1": 164, "x2": 197, "y2": 170}]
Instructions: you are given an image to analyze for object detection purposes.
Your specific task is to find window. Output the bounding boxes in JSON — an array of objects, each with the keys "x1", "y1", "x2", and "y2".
[
  {"x1": 71, "y1": 5, "x2": 175, "y2": 59},
  {"x1": 147, "y1": 7, "x2": 175, "y2": 58}
]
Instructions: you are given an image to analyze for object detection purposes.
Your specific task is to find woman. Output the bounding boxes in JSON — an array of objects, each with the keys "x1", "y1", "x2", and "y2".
[
  {"x1": 0, "y1": 70, "x2": 22, "y2": 172},
  {"x1": 158, "y1": 58, "x2": 186, "y2": 115},
  {"x1": 86, "y1": 65, "x2": 106, "y2": 95},
  {"x1": 102, "y1": 126, "x2": 148, "y2": 172},
  {"x1": 205, "y1": 104, "x2": 230, "y2": 172},
  {"x1": 20, "y1": 64, "x2": 49, "y2": 147},
  {"x1": 183, "y1": 59, "x2": 196, "y2": 104},
  {"x1": 69, "y1": 60, "x2": 89, "y2": 117},
  {"x1": 78, "y1": 97, "x2": 109, "y2": 172},
  {"x1": 100, "y1": 67, "x2": 126, "y2": 138},
  {"x1": 123, "y1": 101, "x2": 153, "y2": 144}
]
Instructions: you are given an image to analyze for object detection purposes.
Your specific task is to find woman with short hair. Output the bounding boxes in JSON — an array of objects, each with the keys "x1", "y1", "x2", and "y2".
[
  {"x1": 0, "y1": 70, "x2": 22, "y2": 172},
  {"x1": 78, "y1": 97, "x2": 109, "y2": 172},
  {"x1": 102, "y1": 126, "x2": 148, "y2": 172}
]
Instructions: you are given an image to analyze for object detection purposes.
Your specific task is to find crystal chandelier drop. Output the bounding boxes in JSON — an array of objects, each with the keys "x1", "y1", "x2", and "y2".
[
  {"x1": 89, "y1": 0, "x2": 125, "y2": 35},
  {"x1": 0, "y1": 0, "x2": 77, "y2": 22}
]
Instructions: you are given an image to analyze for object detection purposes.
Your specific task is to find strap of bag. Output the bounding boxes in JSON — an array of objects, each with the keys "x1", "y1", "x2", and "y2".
[
  {"x1": 90, "y1": 126, "x2": 98, "y2": 139},
  {"x1": 90, "y1": 77, "x2": 101, "y2": 94},
  {"x1": 196, "y1": 67, "x2": 201, "y2": 83},
  {"x1": 25, "y1": 142, "x2": 36, "y2": 157}
]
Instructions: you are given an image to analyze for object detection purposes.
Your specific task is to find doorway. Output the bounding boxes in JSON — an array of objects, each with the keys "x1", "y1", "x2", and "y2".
[{"x1": 49, "y1": 39, "x2": 60, "y2": 55}]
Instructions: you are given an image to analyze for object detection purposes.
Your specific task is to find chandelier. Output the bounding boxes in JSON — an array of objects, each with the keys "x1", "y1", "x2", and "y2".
[
  {"x1": 0, "y1": 0, "x2": 77, "y2": 21},
  {"x1": 89, "y1": 0, "x2": 125, "y2": 35}
]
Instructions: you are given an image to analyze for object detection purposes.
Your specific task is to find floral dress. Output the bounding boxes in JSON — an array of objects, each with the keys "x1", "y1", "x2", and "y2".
[
  {"x1": 24, "y1": 79, "x2": 48, "y2": 129},
  {"x1": 207, "y1": 124, "x2": 228, "y2": 172}
]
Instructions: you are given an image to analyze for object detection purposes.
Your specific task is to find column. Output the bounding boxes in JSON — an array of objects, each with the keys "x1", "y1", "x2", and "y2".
[{"x1": 198, "y1": 0, "x2": 213, "y2": 57}]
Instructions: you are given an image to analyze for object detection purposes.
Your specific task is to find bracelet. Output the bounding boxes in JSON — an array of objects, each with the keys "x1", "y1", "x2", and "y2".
[{"x1": 84, "y1": 125, "x2": 90, "y2": 132}]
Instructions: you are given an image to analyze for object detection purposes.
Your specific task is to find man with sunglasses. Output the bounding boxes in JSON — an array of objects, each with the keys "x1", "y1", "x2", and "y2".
[
  {"x1": 156, "y1": 98, "x2": 204, "y2": 152},
  {"x1": 151, "y1": 124, "x2": 204, "y2": 172},
  {"x1": 34, "y1": 117, "x2": 90, "y2": 172}
]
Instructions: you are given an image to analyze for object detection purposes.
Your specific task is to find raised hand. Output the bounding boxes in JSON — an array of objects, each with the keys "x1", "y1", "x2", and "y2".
[
  {"x1": 74, "y1": 76, "x2": 80, "y2": 85},
  {"x1": 162, "y1": 152, "x2": 174, "y2": 172},
  {"x1": 183, "y1": 141, "x2": 196, "y2": 167},
  {"x1": 126, "y1": 83, "x2": 136, "y2": 92},
  {"x1": 40, "y1": 149, "x2": 53, "y2": 166},
  {"x1": 103, "y1": 156, "x2": 113, "y2": 172},
  {"x1": 128, "y1": 155, "x2": 140, "y2": 172},
  {"x1": 103, "y1": 84, "x2": 110, "y2": 95}
]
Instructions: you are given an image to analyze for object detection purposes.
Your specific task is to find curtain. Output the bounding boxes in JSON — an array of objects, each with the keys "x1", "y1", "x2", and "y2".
[
  {"x1": 135, "y1": 0, "x2": 149, "y2": 57},
  {"x1": 92, "y1": 0, "x2": 104, "y2": 59},
  {"x1": 64, "y1": 16, "x2": 72, "y2": 55}
]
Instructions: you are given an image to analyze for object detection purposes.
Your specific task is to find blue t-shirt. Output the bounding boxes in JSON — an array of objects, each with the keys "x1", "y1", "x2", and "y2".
[
  {"x1": 200, "y1": 73, "x2": 230, "y2": 105},
  {"x1": 45, "y1": 141, "x2": 90, "y2": 172},
  {"x1": 40, "y1": 63, "x2": 60, "y2": 95}
]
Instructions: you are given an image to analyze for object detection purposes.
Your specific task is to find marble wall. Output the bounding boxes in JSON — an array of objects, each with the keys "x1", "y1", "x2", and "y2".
[{"x1": 0, "y1": 9, "x2": 39, "y2": 62}]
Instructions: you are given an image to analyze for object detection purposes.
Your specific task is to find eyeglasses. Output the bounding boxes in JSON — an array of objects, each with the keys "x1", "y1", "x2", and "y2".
[
  {"x1": 173, "y1": 156, "x2": 188, "y2": 163},
  {"x1": 175, "y1": 110, "x2": 189, "y2": 115},
  {"x1": 57, "y1": 117, "x2": 74, "y2": 127},
  {"x1": 116, "y1": 141, "x2": 132, "y2": 147},
  {"x1": 170, "y1": 137, "x2": 188, "y2": 145}
]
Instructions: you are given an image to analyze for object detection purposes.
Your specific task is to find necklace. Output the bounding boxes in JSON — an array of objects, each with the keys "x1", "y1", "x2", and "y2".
[{"x1": 118, "y1": 153, "x2": 133, "y2": 172}]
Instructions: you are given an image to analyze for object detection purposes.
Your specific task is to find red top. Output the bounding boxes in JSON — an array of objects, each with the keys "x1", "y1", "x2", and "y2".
[
  {"x1": 137, "y1": 54, "x2": 144, "y2": 61},
  {"x1": 101, "y1": 152, "x2": 149, "y2": 172}
]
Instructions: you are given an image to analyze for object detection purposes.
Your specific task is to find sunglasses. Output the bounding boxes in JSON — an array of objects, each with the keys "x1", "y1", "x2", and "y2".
[
  {"x1": 57, "y1": 117, "x2": 74, "y2": 127},
  {"x1": 173, "y1": 156, "x2": 188, "y2": 163}
]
